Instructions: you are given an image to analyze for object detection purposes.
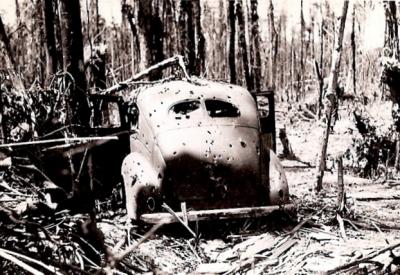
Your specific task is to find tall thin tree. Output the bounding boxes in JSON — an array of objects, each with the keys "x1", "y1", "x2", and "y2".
[
  {"x1": 316, "y1": 1, "x2": 349, "y2": 192},
  {"x1": 228, "y1": 0, "x2": 236, "y2": 84}
]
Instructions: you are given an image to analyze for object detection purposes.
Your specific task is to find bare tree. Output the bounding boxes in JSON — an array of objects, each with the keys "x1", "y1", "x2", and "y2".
[
  {"x1": 316, "y1": 1, "x2": 349, "y2": 192},
  {"x1": 42, "y1": 0, "x2": 58, "y2": 86},
  {"x1": 228, "y1": 0, "x2": 236, "y2": 84},
  {"x1": 351, "y1": 3, "x2": 356, "y2": 95},
  {"x1": 59, "y1": 0, "x2": 90, "y2": 126},
  {"x1": 236, "y1": 0, "x2": 253, "y2": 92},
  {"x1": 249, "y1": 0, "x2": 261, "y2": 91},
  {"x1": 179, "y1": 0, "x2": 205, "y2": 76},
  {"x1": 268, "y1": 0, "x2": 277, "y2": 90},
  {"x1": 138, "y1": 0, "x2": 164, "y2": 79}
]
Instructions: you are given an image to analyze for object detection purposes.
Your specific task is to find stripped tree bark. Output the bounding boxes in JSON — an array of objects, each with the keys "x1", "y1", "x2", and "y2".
[{"x1": 316, "y1": 1, "x2": 349, "y2": 192}]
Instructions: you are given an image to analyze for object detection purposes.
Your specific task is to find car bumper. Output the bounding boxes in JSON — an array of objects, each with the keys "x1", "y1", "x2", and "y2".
[{"x1": 140, "y1": 203, "x2": 295, "y2": 224}]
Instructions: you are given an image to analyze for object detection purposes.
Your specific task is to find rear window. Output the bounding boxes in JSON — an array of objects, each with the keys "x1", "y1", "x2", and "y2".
[
  {"x1": 205, "y1": 100, "x2": 240, "y2": 118},
  {"x1": 170, "y1": 100, "x2": 201, "y2": 119}
]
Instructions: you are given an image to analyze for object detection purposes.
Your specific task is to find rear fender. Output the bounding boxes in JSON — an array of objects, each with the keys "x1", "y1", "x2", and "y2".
[
  {"x1": 121, "y1": 152, "x2": 162, "y2": 219},
  {"x1": 269, "y1": 149, "x2": 290, "y2": 204}
]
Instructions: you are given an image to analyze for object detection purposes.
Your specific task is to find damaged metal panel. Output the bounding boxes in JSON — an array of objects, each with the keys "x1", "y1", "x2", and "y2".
[{"x1": 122, "y1": 79, "x2": 290, "y2": 221}]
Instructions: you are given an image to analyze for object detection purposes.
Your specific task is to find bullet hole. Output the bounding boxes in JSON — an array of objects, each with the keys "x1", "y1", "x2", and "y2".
[
  {"x1": 147, "y1": 197, "x2": 156, "y2": 211},
  {"x1": 189, "y1": 90, "x2": 194, "y2": 95},
  {"x1": 173, "y1": 151, "x2": 177, "y2": 155},
  {"x1": 161, "y1": 101, "x2": 164, "y2": 104},
  {"x1": 218, "y1": 154, "x2": 222, "y2": 158},
  {"x1": 229, "y1": 144, "x2": 233, "y2": 148},
  {"x1": 213, "y1": 155, "x2": 217, "y2": 159},
  {"x1": 207, "y1": 130, "x2": 211, "y2": 134},
  {"x1": 229, "y1": 85, "x2": 233, "y2": 89},
  {"x1": 227, "y1": 95, "x2": 231, "y2": 99},
  {"x1": 153, "y1": 109, "x2": 156, "y2": 113},
  {"x1": 149, "y1": 113, "x2": 152, "y2": 117},
  {"x1": 205, "y1": 153, "x2": 209, "y2": 157},
  {"x1": 137, "y1": 162, "x2": 141, "y2": 166},
  {"x1": 240, "y1": 141, "x2": 247, "y2": 148},
  {"x1": 157, "y1": 125, "x2": 160, "y2": 128},
  {"x1": 182, "y1": 142, "x2": 186, "y2": 146},
  {"x1": 210, "y1": 140, "x2": 214, "y2": 145},
  {"x1": 227, "y1": 157, "x2": 232, "y2": 161}
]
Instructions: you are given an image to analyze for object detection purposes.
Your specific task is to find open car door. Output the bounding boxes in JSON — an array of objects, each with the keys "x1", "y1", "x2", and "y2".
[{"x1": 255, "y1": 90, "x2": 276, "y2": 152}]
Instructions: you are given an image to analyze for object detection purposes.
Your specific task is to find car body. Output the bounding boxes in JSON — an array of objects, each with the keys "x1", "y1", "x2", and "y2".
[{"x1": 120, "y1": 79, "x2": 291, "y2": 221}]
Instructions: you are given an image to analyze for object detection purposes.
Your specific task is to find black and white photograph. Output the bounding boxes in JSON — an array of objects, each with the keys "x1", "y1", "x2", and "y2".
[{"x1": 0, "y1": 0, "x2": 399, "y2": 274}]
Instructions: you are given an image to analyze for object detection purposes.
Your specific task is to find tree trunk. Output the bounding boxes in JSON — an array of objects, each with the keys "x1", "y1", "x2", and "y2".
[
  {"x1": 337, "y1": 156, "x2": 345, "y2": 212},
  {"x1": 138, "y1": 0, "x2": 164, "y2": 80},
  {"x1": 314, "y1": 60, "x2": 324, "y2": 119},
  {"x1": 351, "y1": 4, "x2": 356, "y2": 95},
  {"x1": 0, "y1": 16, "x2": 16, "y2": 70},
  {"x1": 121, "y1": 3, "x2": 140, "y2": 73},
  {"x1": 384, "y1": 1, "x2": 399, "y2": 59},
  {"x1": 236, "y1": 0, "x2": 253, "y2": 92},
  {"x1": 250, "y1": 0, "x2": 261, "y2": 91},
  {"x1": 316, "y1": 1, "x2": 349, "y2": 192},
  {"x1": 179, "y1": 0, "x2": 204, "y2": 76},
  {"x1": 42, "y1": 0, "x2": 58, "y2": 86},
  {"x1": 228, "y1": 0, "x2": 236, "y2": 84},
  {"x1": 193, "y1": 0, "x2": 205, "y2": 76},
  {"x1": 268, "y1": 0, "x2": 277, "y2": 90},
  {"x1": 59, "y1": 0, "x2": 90, "y2": 126},
  {"x1": 299, "y1": 0, "x2": 305, "y2": 98}
]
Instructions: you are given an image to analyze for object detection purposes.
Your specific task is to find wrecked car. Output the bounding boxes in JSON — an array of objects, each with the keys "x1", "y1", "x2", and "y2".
[{"x1": 120, "y1": 80, "x2": 292, "y2": 223}]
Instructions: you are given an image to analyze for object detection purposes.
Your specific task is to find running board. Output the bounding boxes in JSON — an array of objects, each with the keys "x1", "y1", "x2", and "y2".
[{"x1": 140, "y1": 203, "x2": 294, "y2": 224}]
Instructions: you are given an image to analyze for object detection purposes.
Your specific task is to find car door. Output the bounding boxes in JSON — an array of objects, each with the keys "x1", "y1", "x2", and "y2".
[{"x1": 86, "y1": 95, "x2": 131, "y2": 197}]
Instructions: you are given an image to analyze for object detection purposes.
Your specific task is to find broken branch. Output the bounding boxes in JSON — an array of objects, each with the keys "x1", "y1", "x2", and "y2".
[
  {"x1": 104, "y1": 55, "x2": 191, "y2": 94},
  {"x1": 325, "y1": 241, "x2": 400, "y2": 274}
]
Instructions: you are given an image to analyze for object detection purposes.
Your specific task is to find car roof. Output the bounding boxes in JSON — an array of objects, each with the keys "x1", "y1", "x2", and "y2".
[{"x1": 132, "y1": 79, "x2": 259, "y2": 132}]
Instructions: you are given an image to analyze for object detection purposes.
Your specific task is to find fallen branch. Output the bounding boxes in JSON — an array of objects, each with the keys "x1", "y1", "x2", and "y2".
[
  {"x1": 107, "y1": 221, "x2": 164, "y2": 269},
  {"x1": 0, "y1": 136, "x2": 118, "y2": 148},
  {"x1": 0, "y1": 249, "x2": 44, "y2": 275},
  {"x1": 0, "y1": 248, "x2": 62, "y2": 275},
  {"x1": 104, "y1": 55, "x2": 191, "y2": 94},
  {"x1": 324, "y1": 241, "x2": 400, "y2": 274},
  {"x1": 286, "y1": 205, "x2": 328, "y2": 236}
]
